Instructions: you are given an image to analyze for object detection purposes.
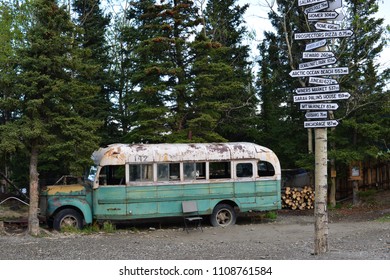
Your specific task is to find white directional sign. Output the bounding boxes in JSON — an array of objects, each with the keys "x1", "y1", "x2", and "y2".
[
  {"x1": 304, "y1": 1, "x2": 328, "y2": 14},
  {"x1": 294, "y1": 92, "x2": 350, "y2": 102},
  {"x1": 300, "y1": 103, "x2": 339, "y2": 110},
  {"x1": 304, "y1": 120, "x2": 339, "y2": 128},
  {"x1": 305, "y1": 111, "x2": 328, "y2": 119},
  {"x1": 295, "y1": 30, "x2": 354, "y2": 40},
  {"x1": 308, "y1": 77, "x2": 338, "y2": 85},
  {"x1": 326, "y1": 0, "x2": 342, "y2": 11},
  {"x1": 302, "y1": 51, "x2": 334, "y2": 59},
  {"x1": 315, "y1": 22, "x2": 340, "y2": 31},
  {"x1": 299, "y1": 57, "x2": 337, "y2": 69},
  {"x1": 295, "y1": 84, "x2": 340, "y2": 94},
  {"x1": 289, "y1": 67, "x2": 349, "y2": 77},
  {"x1": 298, "y1": 0, "x2": 326, "y2": 7},
  {"x1": 305, "y1": 39, "x2": 327, "y2": 51},
  {"x1": 308, "y1": 11, "x2": 338, "y2": 20}
]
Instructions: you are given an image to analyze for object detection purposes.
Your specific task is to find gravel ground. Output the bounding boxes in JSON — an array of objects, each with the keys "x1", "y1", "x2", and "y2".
[{"x1": 1, "y1": 209, "x2": 389, "y2": 260}]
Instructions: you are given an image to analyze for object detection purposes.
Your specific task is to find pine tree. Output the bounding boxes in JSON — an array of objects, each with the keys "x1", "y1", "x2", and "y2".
[
  {"x1": 123, "y1": 0, "x2": 202, "y2": 143},
  {"x1": 4, "y1": 0, "x2": 101, "y2": 235},
  {"x1": 202, "y1": 0, "x2": 257, "y2": 142},
  {"x1": 72, "y1": 0, "x2": 114, "y2": 144}
]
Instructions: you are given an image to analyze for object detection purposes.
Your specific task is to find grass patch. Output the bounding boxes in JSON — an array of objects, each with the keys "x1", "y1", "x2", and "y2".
[
  {"x1": 376, "y1": 214, "x2": 390, "y2": 222},
  {"x1": 264, "y1": 211, "x2": 278, "y2": 220}
]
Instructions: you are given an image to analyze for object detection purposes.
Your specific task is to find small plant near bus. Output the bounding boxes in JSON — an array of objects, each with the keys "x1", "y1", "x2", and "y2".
[
  {"x1": 376, "y1": 214, "x2": 390, "y2": 223},
  {"x1": 264, "y1": 211, "x2": 278, "y2": 220},
  {"x1": 102, "y1": 221, "x2": 116, "y2": 233}
]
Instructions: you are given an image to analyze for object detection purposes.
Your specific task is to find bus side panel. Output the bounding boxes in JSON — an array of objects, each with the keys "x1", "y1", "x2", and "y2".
[
  {"x1": 234, "y1": 181, "x2": 256, "y2": 204},
  {"x1": 126, "y1": 185, "x2": 158, "y2": 216},
  {"x1": 93, "y1": 186, "x2": 127, "y2": 217},
  {"x1": 253, "y1": 180, "x2": 281, "y2": 210}
]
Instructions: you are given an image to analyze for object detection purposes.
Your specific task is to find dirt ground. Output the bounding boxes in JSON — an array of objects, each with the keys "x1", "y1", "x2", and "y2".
[{"x1": 0, "y1": 190, "x2": 389, "y2": 259}]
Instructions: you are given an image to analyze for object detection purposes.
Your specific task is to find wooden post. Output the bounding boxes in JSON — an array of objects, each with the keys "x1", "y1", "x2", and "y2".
[{"x1": 314, "y1": 127, "x2": 329, "y2": 254}]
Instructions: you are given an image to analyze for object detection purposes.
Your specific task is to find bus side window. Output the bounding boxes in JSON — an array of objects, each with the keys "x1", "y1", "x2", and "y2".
[
  {"x1": 99, "y1": 165, "x2": 125, "y2": 185},
  {"x1": 236, "y1": 163, "x2": 253, "y2": 178},
  {"x1": 258, "y1": 161, "x2": 275, "y2": 177},
  {"x1": 184, "y1": 162, "x2": 206, "y2": 180},
  {"x1": 209, "y1": 162, "x2": 231, "y2": 179},
  {"x1": 129, "y1": 164, "x2": 153, "y2": 182},
  {"x1": 157, "y1": 163, "x2": 180, "y2": 181}
]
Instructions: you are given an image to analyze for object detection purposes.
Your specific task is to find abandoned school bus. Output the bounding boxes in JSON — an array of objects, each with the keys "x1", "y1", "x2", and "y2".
[{"x1": 39, "y1": 142, "x2": 281, "y2": 230}]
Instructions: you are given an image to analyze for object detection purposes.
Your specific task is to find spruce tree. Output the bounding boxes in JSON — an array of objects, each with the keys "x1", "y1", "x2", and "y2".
[
  {"x1": 203, "y1": 0, "x2": 257, "y2": 142},
  {"x1": 6, "y1": 0, "x2": 101, "y2": 235}
]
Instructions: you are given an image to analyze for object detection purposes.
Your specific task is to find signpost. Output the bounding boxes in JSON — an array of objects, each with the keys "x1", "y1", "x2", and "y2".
[
  {"x1": 298, "y1": 0, "x2": 326, "y2": 6},
  {"x1": 302, "y1": 51, "x2": 334, "y2": 59},
  {"x1": 295, "y1": 84, "x2": 339, "y2": 94},
  {"x1": 304, "y1": 120, "x2": 339, "y2": 128},
  {"x1": 305, "y1": 39, "x2": 327, "y2": 51},
  {"x1": 307, "y1": 11, "x2": 339, "y2": 20},
  {"x1": 304, "y1": 1, "x2": 328, "y2": 14},
  {"x1": 299, "y1": 103, "x2": 339, "y2": 110},
  {"x1": 293, "y1": 0, "x2": 351, "y2": 256},
  {"x1": 308, "y1": 77, "x2": 338, "y2": 85},
  {"x1": 305, "y1": 111, "x2": 328, "y2": 119},
  {"x1": 294, "y1": 30, "x2": 354, "y2": 40},
  {"x1": 293, "y1": 92, "x2": 350, "y2": 102},
  {"x1": 315, "y1": 22, "x2": 341, "y2": 31},
  {"x1": 289, "y1": 67, "x2": 349, "y2": 77},
  {"x1": 298, "y1": 57, "x2": 337, "y2": 69}
]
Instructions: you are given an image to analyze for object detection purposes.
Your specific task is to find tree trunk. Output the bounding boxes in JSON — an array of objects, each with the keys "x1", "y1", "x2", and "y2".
[
  {"x1": 352, "y1": 180, "x2": 360, "y2": 205},
  {"x1": 314, "y1": 128, "x2": 329, "y2": 254},
  {"x1": 28, "y1": 144, "x2": 40, "y2": 236}
]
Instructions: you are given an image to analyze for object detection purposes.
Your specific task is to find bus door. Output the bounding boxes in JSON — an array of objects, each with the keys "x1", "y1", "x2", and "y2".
[
  {"x1": 234, "y1": 162, "x2": 256, "y2": 204},
  {"x1": 93, "y1": 165, "x2": 127, "y2": 217}
]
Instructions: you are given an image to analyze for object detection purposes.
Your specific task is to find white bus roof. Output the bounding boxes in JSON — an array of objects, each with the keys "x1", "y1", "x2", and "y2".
[{"x1": 92, "y1": 142, "x2": 280, "y2": 167}]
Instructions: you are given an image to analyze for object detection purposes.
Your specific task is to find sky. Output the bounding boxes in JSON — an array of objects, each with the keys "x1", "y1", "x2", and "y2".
[{"x1": 240, "y1": 0, "x2": 390, "y2": 72}]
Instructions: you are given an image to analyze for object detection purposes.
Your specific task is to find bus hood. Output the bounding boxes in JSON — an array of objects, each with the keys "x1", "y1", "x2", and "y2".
[{"x1": 42, "y1": 184, "x2": 88, "y2": 196}]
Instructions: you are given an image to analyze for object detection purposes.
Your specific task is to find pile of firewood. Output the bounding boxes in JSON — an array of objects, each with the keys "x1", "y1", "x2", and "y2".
[{"x1": 282, "y1": 186, "x2": 315, "y2": 210}]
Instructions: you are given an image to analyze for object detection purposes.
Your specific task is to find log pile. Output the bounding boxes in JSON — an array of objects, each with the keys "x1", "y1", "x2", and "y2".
[{"x1": 282, "y1": 186, "x2": 315, "y2": 210}]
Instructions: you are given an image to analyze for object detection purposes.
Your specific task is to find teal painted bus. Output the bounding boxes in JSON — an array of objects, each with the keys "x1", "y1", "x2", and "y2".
[{"x1": 39, "y1": 142, "x2": 281, "y2": 230}]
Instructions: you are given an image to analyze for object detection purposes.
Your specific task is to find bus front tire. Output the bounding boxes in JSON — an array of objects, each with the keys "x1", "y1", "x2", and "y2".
[
  {"x1": 210, "y1": 204, "x2": 236, "y2": 227},
  {"x1": 53, "y1": 209, "x2": 83, "y2": 231}
]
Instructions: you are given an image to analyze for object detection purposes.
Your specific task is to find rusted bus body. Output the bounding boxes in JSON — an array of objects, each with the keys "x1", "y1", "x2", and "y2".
[{"x1": 39, "y1": 142, "x2": 281, "y2": 230}]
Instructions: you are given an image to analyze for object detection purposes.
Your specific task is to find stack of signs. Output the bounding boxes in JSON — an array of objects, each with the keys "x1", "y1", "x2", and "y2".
[{"x1": 290, "y1": 0, "x2": 353, "y2": 128}]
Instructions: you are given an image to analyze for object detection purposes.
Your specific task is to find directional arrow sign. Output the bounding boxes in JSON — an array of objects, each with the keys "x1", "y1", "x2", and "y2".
[
  {"x1": 305, "y1": 39, "x2": 327, "y2": 51},
  {"x1": 289, "y1": 67, "x2": 349, "y2": 77},
  {"x1": 305, "y1": 111, "x2": 328, "y2": 119},
  {"x1": 326, "y1": 0, "x2": 342, "y2": 11},
  {"x1": 295, "y1": 84, "x2": 340, "y2": 94},
  {"x1": 304, "y1": 120, "x2": 339, "y2": 128},
  {"x1": 298, "y1": 0, "x2": 326, "y2": 7},
  {"x1": 308, "y1": 77, "x2": 338, "y2": 85},
  {"x1": 304, "y1": 1, "x2": 328, "y2": 14},
  {"x1": 302, "y1": 51, "x2": 335, "y2": 59},
  {"x1": 315, "y1": 22, "x2": 341, "y2": 31},
  {"x1": 300, "y1": 103, "x2": 339, "y2": 110},
  {"x1": 308, "y1": 11, "x2": 339, "y2": 20},
  {"x1": 294, "y1": 92, "x2": 350, "y2": 102},
  {"x1": 295, "y1": 30, "x2": 354, "y2": 40},
  {"x1": 299, "y1": 57, "x2": 337, "y2": 69}
]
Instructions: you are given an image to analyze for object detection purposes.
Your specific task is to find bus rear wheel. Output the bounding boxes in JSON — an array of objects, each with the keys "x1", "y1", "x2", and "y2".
[
  {"x1": 210, "y1": 204, "x2": 236, "y2": 227},
  {"x1": 53, "y1": 209, "x2": 83, "y2": 231}
]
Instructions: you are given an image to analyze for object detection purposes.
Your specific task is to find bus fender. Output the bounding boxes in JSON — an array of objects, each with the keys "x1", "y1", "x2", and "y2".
[{"x1": 50, "y1": 197, "x2": 93, "y2": 224}]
